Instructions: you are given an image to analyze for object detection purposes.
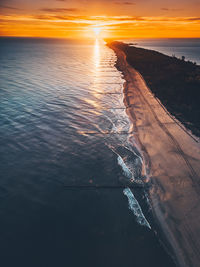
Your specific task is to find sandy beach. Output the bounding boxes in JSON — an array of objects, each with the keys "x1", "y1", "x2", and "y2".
[{"x1": 108, "y1": 42, "x2": 200, "y2": 267}]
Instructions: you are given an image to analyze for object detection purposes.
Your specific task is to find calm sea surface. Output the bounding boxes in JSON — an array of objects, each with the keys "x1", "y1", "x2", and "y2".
[
  {"x1": 123, "y1": 38, "x2": 200, "y2": 65},
  {"x1": 0, "y1": 37, "x2": 178, "y2": 267}
]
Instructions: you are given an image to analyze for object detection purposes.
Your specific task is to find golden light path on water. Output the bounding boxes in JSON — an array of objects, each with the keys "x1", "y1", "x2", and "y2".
[
  {"x1": 81, "y1": 39, "x2": 102, "y2": 112},
  {"x1": 91, "y1": 39, "x2": 102, "y2": 108},
  {"x1": 94, "y1": 39, "x2": 100, "y2": 68}
]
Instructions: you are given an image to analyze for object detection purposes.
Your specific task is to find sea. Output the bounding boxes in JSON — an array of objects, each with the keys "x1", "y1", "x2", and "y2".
[{"x1": 1, "y1": 37, "x2": 199, "y2": 267}]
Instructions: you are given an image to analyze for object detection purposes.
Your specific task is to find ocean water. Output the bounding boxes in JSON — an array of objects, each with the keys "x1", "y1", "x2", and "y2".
[
  {"x1": 123, "y1": 38, "x2": 200, "y2": 65},
  {"x1": 0, "y1": 37, "x2": 175, "y2": 267}
]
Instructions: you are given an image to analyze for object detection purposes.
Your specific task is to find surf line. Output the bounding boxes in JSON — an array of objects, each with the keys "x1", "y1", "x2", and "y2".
[
  {"x1": 117, "y1": 153, "x2": 151, "y2": 229},
  {"x1": 123, "y1": 187, "x2": 151, "y2": 229}
]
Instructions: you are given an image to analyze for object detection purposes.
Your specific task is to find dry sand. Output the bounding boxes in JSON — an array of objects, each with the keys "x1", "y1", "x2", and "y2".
[{"x1": 109, "y1": 43, "x2": 200, "y2": 267}]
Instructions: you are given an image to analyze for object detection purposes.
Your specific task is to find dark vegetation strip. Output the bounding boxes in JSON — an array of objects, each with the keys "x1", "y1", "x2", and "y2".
[{"x1": 107, "y1": 41, "x2": 200, "y2": 137}]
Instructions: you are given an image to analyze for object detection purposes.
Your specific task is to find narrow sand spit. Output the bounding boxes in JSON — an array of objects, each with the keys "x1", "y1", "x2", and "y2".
[{"x1": 108, "y1": 43, "x2": 200, "y2": 267}]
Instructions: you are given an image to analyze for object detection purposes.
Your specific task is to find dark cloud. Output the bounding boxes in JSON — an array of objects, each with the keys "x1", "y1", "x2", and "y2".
[
  {"x1": 33, "y1": 15, "x2": 57, "y2": 20},
  {"x1": 161, "y1": 8, "x2": 183, "y2": 11},
  {"x1": 0, "y1": 4, "x2": 19, "y2": 10},
  {"x1": 54, "y1": 15, "x2": 88, "y2": 20},
  {"x1": 115, "y1": 1, "x2": 135, "y2": 5},
  {"x1": 40, "y1": 8, "x2": 80, "y2": 13},
  {"x1": 32, "y1": 14, "x2": 89, "y2": 21},
  {"x1": 186, "y1": 17, "x2": 200, "y2": 21},
  {"x1": 115, "y1": 16, "x2": 144, "y2": 21}
]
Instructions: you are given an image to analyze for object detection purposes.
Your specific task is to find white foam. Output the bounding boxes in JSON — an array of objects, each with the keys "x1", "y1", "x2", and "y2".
[
  {"x1": 123, "y1": 187, "x2": 151, "y2": 229},
  {"x1": 117, "y1": 155, "x2": 133, "y2": 179}
]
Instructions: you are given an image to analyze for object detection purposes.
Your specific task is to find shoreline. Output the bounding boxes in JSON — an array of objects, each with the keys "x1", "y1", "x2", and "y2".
[
  {"x1": 107, "y1": 41, "x2": 200, "y2": 137},
  {"x1": 107, "y1": 41, "x2": 200, "y2": 267}
]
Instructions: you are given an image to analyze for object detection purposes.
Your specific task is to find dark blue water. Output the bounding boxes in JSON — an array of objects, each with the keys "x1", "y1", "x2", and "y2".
[{"x1": 0, "y1": 37, "x2": 175, "y2": 267}]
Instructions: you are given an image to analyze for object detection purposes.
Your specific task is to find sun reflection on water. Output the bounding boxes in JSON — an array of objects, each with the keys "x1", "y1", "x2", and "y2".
[
  {"x1": 81, "y1": 39, "x2": 102, "y2": 113},
  {"x1": 94, "y1": 38, "x2": 100, "y2": 69},
  {"x1": 92, "y1": 39, "x2": 103, "y2": 101}
]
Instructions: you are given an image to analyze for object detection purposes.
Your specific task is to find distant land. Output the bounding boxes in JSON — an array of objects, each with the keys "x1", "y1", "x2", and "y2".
[{"x1": 107, "y1": 41, "x2": 200, "y2": 137}]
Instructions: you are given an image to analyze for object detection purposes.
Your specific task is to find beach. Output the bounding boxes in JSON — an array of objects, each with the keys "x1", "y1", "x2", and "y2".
[{"x1": 107, "y1": 41, "x2": 200, "y2": 267}]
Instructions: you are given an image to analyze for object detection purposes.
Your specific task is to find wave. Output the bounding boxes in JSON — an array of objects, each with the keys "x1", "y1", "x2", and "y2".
[
  {"x1": 123, "y1": 187, "x2": 151, "y2": 229},
  {"x1": 117, "y1": 154, "x2": 132, "y2": 179},
  {"x1": 111, "y1": 145, "x2": 145, "y2": 186},
  {"x1": 114, "y1": 145, "x2": 151, "y2": 229}
]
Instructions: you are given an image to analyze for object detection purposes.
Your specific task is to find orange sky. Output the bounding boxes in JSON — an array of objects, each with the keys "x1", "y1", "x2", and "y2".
[{"x1": 0, "y1": 0, "x2": 200, "y2": 38}]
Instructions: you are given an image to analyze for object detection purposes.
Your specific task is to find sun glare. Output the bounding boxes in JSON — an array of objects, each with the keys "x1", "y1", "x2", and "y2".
[{"x1": 92, "y1": 27, "x2": 101, "y2": 37}]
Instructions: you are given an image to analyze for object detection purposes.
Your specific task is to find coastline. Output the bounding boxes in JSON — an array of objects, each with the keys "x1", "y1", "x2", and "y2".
[
  {"x1": 107, "y1": 41, "x2": 200, "y2": 137},
  {"x1": 107, "y1": 41, "x2": 200, "y2": 267}
]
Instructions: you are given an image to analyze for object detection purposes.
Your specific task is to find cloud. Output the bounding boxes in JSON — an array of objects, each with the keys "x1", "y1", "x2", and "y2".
[
  {"x1": 1, "y1": 14, "x2": 200, "y2": 26},
  {"x1": 186, "y1": 17, "x2": 200, "y2": 21},
  {"x1": 114, "y1": 16, "x2": 144, "y2": 21},
  {"x1": 54, "y1": 15, "x2": 88, "y2": 20},
  {"x1": 33, "y1": 15, "x2": 58, "y2": 20},
  {"x1": 161, "y1": 8, "x2": 183, "y2": 11},
  {"x1": 0, "y1": 4, "x2": 19, "y2": 10},
  {"x1": 115, "y1": 1, "x2": 135, "y2": 5},
  {"x1": 40, "y1": 8, "x2": 80, "y2": 13}
]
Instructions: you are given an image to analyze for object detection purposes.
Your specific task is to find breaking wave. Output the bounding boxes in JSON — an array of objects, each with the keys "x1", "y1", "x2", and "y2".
[
  {"x1": 117, "y1": 155, "x2": 133, "y2": 179},
  {"x1": 115, "y1": 146, "x2": 151, "y2": 228},
  {"x1": 123, "y1": 187, "x2": 151, "y2": 229}
]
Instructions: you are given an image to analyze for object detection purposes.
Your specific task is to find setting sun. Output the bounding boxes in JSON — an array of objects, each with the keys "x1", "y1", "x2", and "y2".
[{"x1": 92, "y1": 27, "x2": 101, "y2": 37}]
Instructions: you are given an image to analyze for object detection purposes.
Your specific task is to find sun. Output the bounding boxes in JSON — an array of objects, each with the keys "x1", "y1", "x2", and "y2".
[{"x1": 92, "y1": 27, "x2": 101, "y2": 37}]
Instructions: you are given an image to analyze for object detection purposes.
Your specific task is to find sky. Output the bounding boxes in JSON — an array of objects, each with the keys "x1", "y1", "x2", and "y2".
[{"x1": 0, "y1": 0, "x2": 200, "y2": 38}]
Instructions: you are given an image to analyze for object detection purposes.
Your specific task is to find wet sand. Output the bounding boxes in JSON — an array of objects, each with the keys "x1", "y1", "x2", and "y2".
[{"x1": 108, "y1": 42, "x2": 200, "y2": 267}]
